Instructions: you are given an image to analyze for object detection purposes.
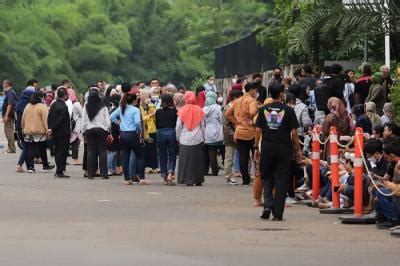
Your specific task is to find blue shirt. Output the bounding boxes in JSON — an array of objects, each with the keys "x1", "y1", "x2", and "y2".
[{"x1": 110, "y1": 105, "x2": 142, "y2": 132}]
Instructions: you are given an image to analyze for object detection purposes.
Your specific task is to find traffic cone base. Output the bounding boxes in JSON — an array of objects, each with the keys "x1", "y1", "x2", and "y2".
[
  {"x1": 338, "y1": 214, "x2": 376, "y2": 224},
  {"x1": 319, "y1": 208, "x2": 353, "y2": 214}
]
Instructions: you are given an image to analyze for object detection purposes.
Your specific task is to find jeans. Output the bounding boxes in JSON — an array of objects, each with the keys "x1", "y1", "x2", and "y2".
[
  {"x1": 373, "y1": 188, "x2": 398, "y2": 222},
  {"x1": 17, "y1": 129, "x2": 28, "y2": 167},
  {"x1": 233, "y1": 148, "x2": 240, "y2": 173},
  {"x1": 129, "y1": 145, "x2": 145, "y2": 179},
  {"x1": 236, "y1": 139, "x2": 254, "y2": 184},
  {"x1": 107, "y1": 151, "x2": 117, "y2": 173},
  {"x1": 86, "y1": 128, "x2": 108, "y2": 178},
  {"x1": 157, "y1": 128, "x2": 177, "y2": 177},
  {"x1": 120, "y1": 131, "x2": 141, "y2": 181}
]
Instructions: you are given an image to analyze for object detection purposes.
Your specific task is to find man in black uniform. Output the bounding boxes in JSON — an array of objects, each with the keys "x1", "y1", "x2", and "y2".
[
  {"x1": 48, "y1": 87, "x2": 70, "y2": 178},
  {"x1": 255, "y1": 83, "x2": 302, "y2": 221}
]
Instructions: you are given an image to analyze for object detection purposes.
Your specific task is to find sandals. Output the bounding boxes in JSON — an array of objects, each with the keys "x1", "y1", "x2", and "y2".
[{"x1": 16, "y1": 165, "x2": 24, "y2": 173}]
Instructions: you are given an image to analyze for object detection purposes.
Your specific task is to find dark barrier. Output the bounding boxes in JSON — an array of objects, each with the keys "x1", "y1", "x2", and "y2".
[{"x1": 214, "y1": 31, "x2": 276, "y2": 78}]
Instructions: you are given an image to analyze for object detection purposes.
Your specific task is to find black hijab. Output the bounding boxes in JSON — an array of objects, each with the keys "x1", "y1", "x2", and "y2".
[
  {"x1": 30, "y1": 91, "x2": 45, "y2": 105},
  {"x1": 86, "y1": 88, "x2": 104, "y2": 121}
]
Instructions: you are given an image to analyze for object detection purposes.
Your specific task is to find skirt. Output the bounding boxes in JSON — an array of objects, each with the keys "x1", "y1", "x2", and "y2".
[{"x1": 177, "y1": 143, "x2": 205, "y2": 185}]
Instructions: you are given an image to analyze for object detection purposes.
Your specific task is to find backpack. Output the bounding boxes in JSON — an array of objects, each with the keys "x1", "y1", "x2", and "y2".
[{"x1": 314, "y1": 84, "x2": 330, "y2": 112}]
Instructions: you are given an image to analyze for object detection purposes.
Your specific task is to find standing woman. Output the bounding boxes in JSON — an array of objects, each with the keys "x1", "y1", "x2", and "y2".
[
  {"x1": 156, "y1": 94, "x2": 178, "y2": 185},
  {"x1": 176, "y1": 91, "x2": 206, "y2": 186},
  {"x1": 82, "y1": 88, "x2": 110, "y2": 179},
  {"x1": 68, "y1": 88, "x2": 83, "y2": 165},
  {"x1": 110, "y1": 92, "x2": 143, "y2": 185},
  {"x1": 203, "y1": 91, "x2": 224, "y2": 176},
  {"x1": 22, "y1": 91, "x2": 54, "y2": 173}
]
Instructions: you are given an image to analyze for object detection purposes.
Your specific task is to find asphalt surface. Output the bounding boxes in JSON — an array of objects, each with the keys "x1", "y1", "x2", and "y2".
[{"x1": 0, "y1": 142, "x2": 398, "y2": 266}]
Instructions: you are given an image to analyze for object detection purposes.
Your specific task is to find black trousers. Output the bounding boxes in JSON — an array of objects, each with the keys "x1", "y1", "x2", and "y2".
[
  {"x1": 236, "y1": 139, "x2": 254, "y2": 184},
  {"x1": 27, "y1": 141, "x2": 49, "y2": 170},
  {"x1": 54, "y1": 135, "x2": 69, "y2": 174},
  {"x1": 260, "y1": 153, "x2": 292, "y2": 219},
  {"x1": 71, "y1": 138, "x2": 80, "y2": 160},
  {"x1": 86, "y1": 128, "x2": 108, "y2": 178}
]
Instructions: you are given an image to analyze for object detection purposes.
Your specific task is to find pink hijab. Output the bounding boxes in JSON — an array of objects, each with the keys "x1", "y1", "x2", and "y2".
[
  {"x1": 67, "y1": 88, "x2": 78, "y2": 103},
  {"x1": 177, "y1": 91, "x2": 205, "y2": 131}
]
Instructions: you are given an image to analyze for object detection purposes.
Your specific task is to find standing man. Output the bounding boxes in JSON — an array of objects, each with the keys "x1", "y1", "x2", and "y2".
[
  {"x1": 225, "y1": 82, "x2": 259, "y2": 185},
  {"x1": 204, "y1": 76, "x2": 217, "y2": 93},
  {"x1": 255, "y1": 83, "x2": 301, "y2": 221},
  {"x1": 48, "y1": 87, "x2": 70, "y2": 178},
  {"x1": 2, "y1": 79, "x2": 18, "y2": 154}
]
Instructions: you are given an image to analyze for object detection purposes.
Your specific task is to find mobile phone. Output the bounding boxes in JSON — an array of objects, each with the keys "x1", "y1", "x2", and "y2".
[{"x1": 334, "y1": 185, "x2": 340, "y2": 192}]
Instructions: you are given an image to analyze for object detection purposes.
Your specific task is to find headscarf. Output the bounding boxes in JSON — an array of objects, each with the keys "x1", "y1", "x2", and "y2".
[
  {"x1": 327, "y1": 97, "x2": 353, "y2": 132},
  {"x1": 177, "y1": 91, "x2": 205, "y2": 131},
  {"x1": 371, "y1": 72, "x2": 384, "y2": 85},
  {"x1": 227, "y1": 83, "x2": 243, "y2": 103},
  {"x1": 383, "y1": 102, "x2": 395, "y2": 120},
  {"x1": 173, "y1": 92, "x2": 185, "y2": 110},
  {"x1": 365, "y1": 102, "x2": 381, "y2": 128},
  {"x1": 85, "y1": 88, "x2": 104, "y2": 121},
  {"x1": 205, "y1": 91, "x2": 217, "y2": 106},
  {"x1": 67, "y1": 88, "x2": 78, "y2": 103}
]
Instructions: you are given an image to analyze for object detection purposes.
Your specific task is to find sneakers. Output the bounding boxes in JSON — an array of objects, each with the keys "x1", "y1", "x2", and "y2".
[
  {"x1": 285, "y1": 197, "x2": 297, "y2": 204},
  {"x1": 28, "y1": 168, "x2": 35, "y2": 173},
  {"x1": 132, "y1": 177, "x2": 141, "y2": 184},
  {"x1": 260, "y1": 208, "x2": 271, "y2": 220},
  {"x1": 296, "y1": 183, "x2": 310, "y2": 192},
  {"x1": 377, "y1": 220, "x2": 398, "y2": 229},
  {"x1": 226, "y1": 177, "x2": 238, "y2": 185},
  {"x1": 42, "y1": 165, "x2": 55, "y2": 172}
]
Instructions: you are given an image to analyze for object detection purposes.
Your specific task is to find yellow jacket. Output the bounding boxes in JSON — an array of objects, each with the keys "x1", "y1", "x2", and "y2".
[{"x1": 140, "y1": 104, "x2": 157, "y2": 139}]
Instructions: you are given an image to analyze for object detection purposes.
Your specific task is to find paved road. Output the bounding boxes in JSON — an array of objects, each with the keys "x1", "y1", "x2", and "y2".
[{"x1": 0, "y1": 144, "x2": 398, "y2": 266}]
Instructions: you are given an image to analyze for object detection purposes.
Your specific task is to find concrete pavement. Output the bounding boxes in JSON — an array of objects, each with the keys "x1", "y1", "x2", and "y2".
[{"x1": 0, "y1": 145, "x2": 398, "y2": 266}]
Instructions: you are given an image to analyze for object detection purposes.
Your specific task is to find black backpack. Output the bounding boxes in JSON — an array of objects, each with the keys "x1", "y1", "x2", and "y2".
[{"x1": 314, "y1": 84, "x2": 330, "y2": 112}]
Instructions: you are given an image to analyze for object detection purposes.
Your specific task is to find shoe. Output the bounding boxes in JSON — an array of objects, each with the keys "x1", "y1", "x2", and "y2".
[
  {"x1": 139, "y1": 179, "x2": 151, "y2": 185},
  {"x1": 260, "y1": 208, "x2": 271, "y2": 220},
  {"x1": 187, "y1": 184, "x2": 194, "y2": 186},
  {"x1": 296, "y1": 183, "x2": 310, "y2": 192},
  {"x1": 28, "y1": 168, "x2": 35, "y2": 173},
  {"x1": 285, "y1": 197, "x2": 297, "y2": 204},
  {"x1": 132, "y1": 177, "x2": 140, "y2": 184},
  {"x1": 102, "y1": 176, "x2": 109, "y2": 180},
  {"x1": 4, "y1": 150, "x2": 16, "y2": 154},
  {"x1": 123, "y1": 180, "x2": 133, "y2": 185},
  {"x1": 241, "y1": 182, "x2": 250, "y2": 186},
  {"x1": 272, "y1": 217, "x2": 283, "y2": 221},
  {"x1": 227, "y1": 177, "x2": 238, "y2": 185},
  {"x1": 377, "y1": 220, "x2": 398, "y2": 229},
  {"x1": 195, "y1": 183, "x2": 202, "y2": 186},
  {"x1": 16, "y1": 165, "x2": 24, "y2": 173},
  {"x1": 42, "y1": 165, "x2": 55, "y2": 172},
  {"x1": 54, "y1": 173, "x2": 70, "y2": 178},
  {"x1": 87, "y1": 176, "x2": 94, "y2": 180}
]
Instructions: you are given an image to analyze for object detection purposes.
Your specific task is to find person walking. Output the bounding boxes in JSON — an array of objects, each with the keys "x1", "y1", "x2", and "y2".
[
  {"x1": 203, "y1": 91, "x2": 224, "y2": 176},
  {"x1": 110, "y1": 92, "x2": 143, "y2": 185},
  {"x1": 48, "y1": 87, "x2": 70, "y2": 178},
  {"x1": 255, "y1": 84, "x2": 301, "y2": 221},
  {"x1": 155, "y1": 94, "x2": 178, "y2": 185},
  {"x1": 176, "y1": 91, "x2": 206, "y2": 186},
  {"x1": 82, "y1": 88, "x2": 110, "y2": 179},
  {"x1": 225, "y1": 82, "x2": 259, "y2": 185},
  {"x1": 2, "y1": 79, "x2": 18, "y2": 154},
  {"x1": 15, "y1": 85, "x2": 35, "y2": 172},
  {"x1": 21, "y1": 91, "x2": 55, "y2": 173}
]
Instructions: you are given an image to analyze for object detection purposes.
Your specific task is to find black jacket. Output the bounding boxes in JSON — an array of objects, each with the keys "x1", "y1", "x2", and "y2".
[
  {"x1": 48, "y1": 99, "x2": 70, "y2": 137},
  {"x1": 326, "y1": 75, "x2": 345, "y2": 101}
]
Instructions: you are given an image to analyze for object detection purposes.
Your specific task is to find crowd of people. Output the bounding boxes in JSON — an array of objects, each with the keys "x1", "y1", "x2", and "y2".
[{"x1": 1, "y1": 63, "x2": 399, "y2": 235}]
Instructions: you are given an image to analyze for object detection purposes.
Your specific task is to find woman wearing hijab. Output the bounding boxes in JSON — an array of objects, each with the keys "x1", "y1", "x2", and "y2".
[
  {"x1": 352, "y1": 104, "x2": 373, "y2": 135},
  {"x1": 203, "y1": 91, "x2": 224, "y2": 176},
  {"x1": 323, "y1": 97, "x2": 353, "y2": 137},
  {"x1": 195, "y1": 85, "x2": 206, "y2": 108},
  {"x1": 365, "y1": 102, "x2": 382, "y2": 130},
  {"x1": 68, "y1": 88, "x2": 83, "y2": 165},
  {"x1": 21, "y1": 91, "x2": 54, "y2": 173},
  {"x1": 380, "y1": 103, "x2": 395, "y2": 126},
  {"x1": 366, "y1": 72, "x2": 386, "y2": 116},
  {"x1": 82, "y1": 88, "x2": 110, "y2": 179},
  {"x1": 176, "y1": 91, "x2": 206, "y2": 186}
]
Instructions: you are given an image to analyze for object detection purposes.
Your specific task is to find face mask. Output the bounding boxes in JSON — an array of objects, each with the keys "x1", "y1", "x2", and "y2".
[
  {"x1": 151, "y1": 96, "x2": 159, "y2": 101},
  {"x1": 255, "y1": 92, "x2": 260, "y2": 99},
  {"x1": 344, "y1": 152, "x2": 355, "y2": 162},
  {"x1": 232, "y1": 78, "x2": 237, "y2": 84},
  {"x1": 208, "y1": 80, "x2": 215, "y2": 85},
  {"x1": 217, "y1": 97, "x2": 223, "y2": 104},
  {"x1": 368, "y1": 157, "x2": 377, "y2": 164}
]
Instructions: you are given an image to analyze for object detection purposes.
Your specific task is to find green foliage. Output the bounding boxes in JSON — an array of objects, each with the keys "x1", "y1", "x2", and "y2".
[
  {"x1": 0, "y1": 0, "x2": 267, "y2": 92},
  {"x1": 389, "y1": 78, "x2": 400, "y2": 125}
]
